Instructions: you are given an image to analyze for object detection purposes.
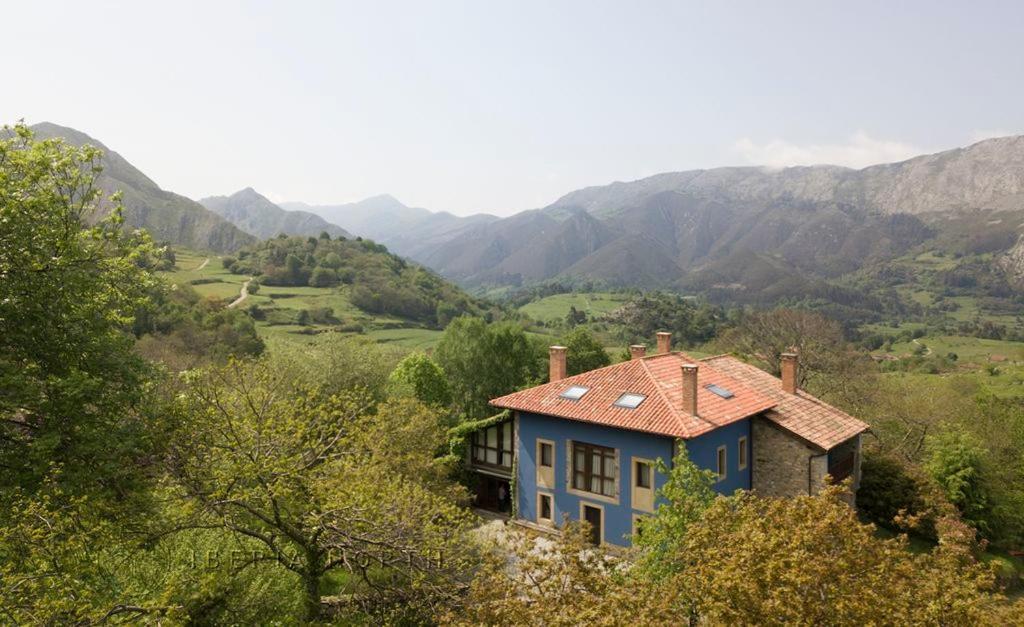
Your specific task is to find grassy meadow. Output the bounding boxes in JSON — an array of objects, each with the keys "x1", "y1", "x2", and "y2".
[
  {"x1": 518, "y1": 292, "x2": 630, "y2": 323},
  {"x1": 159, "y1": 250, "x2": 449, "y2": 353}
]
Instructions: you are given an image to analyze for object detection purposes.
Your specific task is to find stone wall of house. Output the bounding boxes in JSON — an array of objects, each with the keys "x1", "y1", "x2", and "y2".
[{"x1": 752, "y1": 416, "x2": 821, "y2": 497}]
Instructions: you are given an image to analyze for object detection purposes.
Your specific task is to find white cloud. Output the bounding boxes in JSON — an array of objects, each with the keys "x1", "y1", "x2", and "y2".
[{"x1": 732, "y1": 131, "x2": 922, "y2": 169}]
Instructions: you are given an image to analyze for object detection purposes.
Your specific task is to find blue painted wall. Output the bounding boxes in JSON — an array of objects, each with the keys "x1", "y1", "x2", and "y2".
[
  {"x1": 687, "y1": 418, "x2": 752, "y2": 496},
  {"x1": 516, "y1": 411, "x2": 751, "y2": 547}
]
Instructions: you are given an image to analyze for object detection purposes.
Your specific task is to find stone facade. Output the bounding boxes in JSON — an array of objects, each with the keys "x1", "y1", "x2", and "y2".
[
  {"x1": 752, "y1": 416, "x2": 865, "y2": 498},
  {"x1": 751, "y1": 416, "x2": 825, "y2": 497}
]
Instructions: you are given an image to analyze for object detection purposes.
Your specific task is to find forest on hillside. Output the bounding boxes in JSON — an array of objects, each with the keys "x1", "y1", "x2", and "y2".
[
  {"x1": 4, "y1": 124, "x2": 1024, "y2": 624},
  {"x1": 224, "y1": 233, "x2": 482, "y2": 327}
]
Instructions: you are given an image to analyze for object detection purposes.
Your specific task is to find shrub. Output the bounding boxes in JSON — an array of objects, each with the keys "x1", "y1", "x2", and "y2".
[
  {"x1": 858, "y1": 454, "x2": 941, "y2": 537},
  {"x1": 309, "y1": 266, "x2": 339, "y2": 288}
]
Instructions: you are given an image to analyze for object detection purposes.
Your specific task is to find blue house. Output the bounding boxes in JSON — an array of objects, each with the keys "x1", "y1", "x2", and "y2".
[{"x1": 470, "y1": 332, "x2": 868, "y2": 547}]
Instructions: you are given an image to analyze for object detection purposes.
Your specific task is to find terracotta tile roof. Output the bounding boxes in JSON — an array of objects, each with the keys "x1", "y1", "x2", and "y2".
[
  {"x1": 700, "y1": 355, "x2": 869, "y2": 450},
  {"x1": 489, "y1": 353, "x2": 777, "y2": 439}
]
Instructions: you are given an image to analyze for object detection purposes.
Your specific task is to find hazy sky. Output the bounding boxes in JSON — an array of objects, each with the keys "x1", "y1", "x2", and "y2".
[{"x1": 5, "y1": 1, "x2": 1024, "y2": 216}]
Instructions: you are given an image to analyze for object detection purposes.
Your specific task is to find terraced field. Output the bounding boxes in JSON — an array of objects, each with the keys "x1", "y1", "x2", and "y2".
[{"x1": 158, "y1": 250, "x2": 447, "y2": 352}]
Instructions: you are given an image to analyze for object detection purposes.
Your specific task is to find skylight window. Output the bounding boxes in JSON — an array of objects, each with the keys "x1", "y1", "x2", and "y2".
[
  {"x1": 613, "y1": 393, "x2": 646, "y2": 409},
  {"x1": 559, "y1": 385, "x2": 590, "y2": 401},
  {"x1": 705, "y1": 384, "x2": 735, "y2": 399}
]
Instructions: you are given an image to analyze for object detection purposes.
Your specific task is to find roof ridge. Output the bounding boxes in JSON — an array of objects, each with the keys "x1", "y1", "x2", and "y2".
[
  {"x1": 713, "y1": 355, "x2": 864, "y2": 424},
  {"x1": 699, "y1": 353, "x2": 732, "y2": 362},
  {"x1": 638, "y1": 357, "x2": 680, "y2": 423}
]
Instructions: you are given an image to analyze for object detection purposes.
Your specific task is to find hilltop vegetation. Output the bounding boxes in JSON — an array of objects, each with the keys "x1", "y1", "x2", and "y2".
[{"x1": 225, "y1": 233, "x2": 484, "y2": 327}]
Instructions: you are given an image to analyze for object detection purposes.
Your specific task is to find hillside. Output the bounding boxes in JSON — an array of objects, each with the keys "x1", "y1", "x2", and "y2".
[
  {"x1": 29, "y1": 122, "x2": 254, "y2": 253},
  {"x1": 408, "y1": 136, "x2": 1024, "y2": 315},
  {"x1": 200, "y1": 188, "x2": 352, "y2": 239},
  {"x1": 284, "y1": 196, "x2": 499, "y2": 258},
  {"x1": 225, "y1": 233, "x2": 485, "y2": 328}
]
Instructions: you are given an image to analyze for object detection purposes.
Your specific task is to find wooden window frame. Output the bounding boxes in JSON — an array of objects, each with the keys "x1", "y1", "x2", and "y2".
[
  {"x1": 538, "y1": 440, "x2": 554, "y2": 468},
  {"x1": 566, "y1": 440, "x2": 619, "y2": 504},
  {"x1": 738, "y1": 436, "x2": 748, "y2": 471},
  {"x1": 634, "y1": 459, "x2": 652, "y2": 489},
  {"x1": 716, "y1": 445, "x2": 727, "y2": 482},
  {"x1": 471, "y1": 421, "x2": 513, "y2": 471},
  {"x1": 579, "y1": 501, "x2": 606, "y2": 546}
]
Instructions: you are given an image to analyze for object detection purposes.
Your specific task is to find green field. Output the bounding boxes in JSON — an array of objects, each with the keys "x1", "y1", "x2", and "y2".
[
  {"x1": 158, "y1": 251, "x2": 445, "y2": 353},
  {"x1": 886, "y1": 335, "x2": 1024, "y2": 364},
  {"x1": 162, "y1": 253, "x2": 249, "y2": 301},
  {"x1": 518, "y1": 292, "x2": 629, "y2": 323}
]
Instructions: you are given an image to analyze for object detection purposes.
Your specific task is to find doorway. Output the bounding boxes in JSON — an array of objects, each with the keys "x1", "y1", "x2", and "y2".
[
  {"x1": 475, "y1": 475, "x2": 512, "y2": 514},
  {"x1": 582, "y1": 504, "x2": 602, "y2": 545}
]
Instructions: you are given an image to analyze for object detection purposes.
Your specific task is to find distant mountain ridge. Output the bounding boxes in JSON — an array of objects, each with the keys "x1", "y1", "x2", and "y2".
[
  {"x1": 395, "y1": 135, "x2": 1024, "y2": 302},
  {"x1": 200, "y1": 188, "x2": 352, "y2": 240},
  {"x1": 283, "y1": 197, "x2": 499, "y2": 259},
  {"x1": 29, "y1": 122, "x2": 254, "y2": 253}
]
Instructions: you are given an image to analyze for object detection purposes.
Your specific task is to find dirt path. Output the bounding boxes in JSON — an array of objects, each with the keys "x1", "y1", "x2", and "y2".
[
  {"x1": 228, "y1": 278, "x2": 252, "y2": 309},
  {"x1": 195, "y1": 257, "x2": 210, "y2": 271},
  {"x1": 911, "y1": 338, "x2": 932, "y2": 356}
]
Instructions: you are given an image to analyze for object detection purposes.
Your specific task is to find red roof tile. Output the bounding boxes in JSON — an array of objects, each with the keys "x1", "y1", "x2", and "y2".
[
  {"x1": 489, "y1": 353, "x2": 777, "y2": 439},
  {"x1": 700, "y1": 355, "x2": 869, "y2": 450}
]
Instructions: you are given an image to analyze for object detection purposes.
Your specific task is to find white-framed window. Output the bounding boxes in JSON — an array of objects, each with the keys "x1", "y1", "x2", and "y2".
[
  {"x1": 536, "y1": 438, "x2": 555, "y2": 489},
  {"x1": 631, "y1": 456, "x2": 655, "y2": 513},
  {"x1": 738, "y1": 436, "x2": 748, "y2": 471},
  {"x1": 537, "y1": 491, "x2": 553, "y2": 525},
  {"x1": 716, "y1": 445, "x2": 727, "y2": 482}
]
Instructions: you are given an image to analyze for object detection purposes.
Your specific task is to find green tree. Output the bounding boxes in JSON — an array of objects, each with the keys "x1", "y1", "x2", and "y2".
[
  {"x1": 320, "y1": 251, "x2": 343, "y2": 269},
  {"x1": 562, "y1": 327, "x2": 611, "y2": 376},
  {"x1": 633, "y1": 444, "x2": 717, "y2": 580},
  {"x1": 0, "y1": 122, "x2": 184, "y2": 623},
  {"x1": 167, "y1": 359, "x2": 478, "y2": 622},
  {"x1": 309, "y1": 266, "x2": 339, "y2": 287},
  {"x1": 435, "y1": 317, "x2": 543, "y2": 420},
  {"x1": 0, "y1": 122, "x2": 157, "y2": 499},
  {"x1": 389, "y1": 352, "x2": 453, "y2": 408},
  {"x1": 655, "y1": 486, "x2": 1002, "y2": 625},
  {"x1": 284, "y1": 253, "x2": 309, "y2": 284},
  {"x1": 926, "y1": 426, "x2": 991, "y2": 535}
]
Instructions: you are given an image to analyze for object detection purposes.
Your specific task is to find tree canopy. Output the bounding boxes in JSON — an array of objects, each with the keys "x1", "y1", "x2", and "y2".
[{"x1": 434, "y1": 317, "x2": 544, "y2": 420}]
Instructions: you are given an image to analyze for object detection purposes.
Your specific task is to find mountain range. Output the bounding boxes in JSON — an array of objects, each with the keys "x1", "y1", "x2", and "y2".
[
  {"x1": 29, "y1": 123, "x2": 254, "y2": 253},
  {"x1": 282, "y1": 197, "x2": 499, "y2": 261},
  {"x1": 25, "y1": 121, "x2": 1024, "y2": 309},
  {"x1": 199, "y1": 188, "x2": 352, "y2": 240},
  {"x1": 339, "y1": 136, "x2": 1024, "y2": 305}
]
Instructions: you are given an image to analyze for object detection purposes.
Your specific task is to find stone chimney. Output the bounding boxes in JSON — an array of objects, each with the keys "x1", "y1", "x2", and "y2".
[
  {"x1": 549, "y1": 346, "x2": 567, "y2": 382},
  {"x1": 656, "y1": 332, "x2": 672, "y2": 354},
  {"x1": 681, "y1": 363, "x2": 699, "y2": 416},
  {"x1": 629, "y1": 344, "x2": 646, "y2": 360},
  {"x1": 780, "y1": 352, "x2": 799, "y2": 394}
]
